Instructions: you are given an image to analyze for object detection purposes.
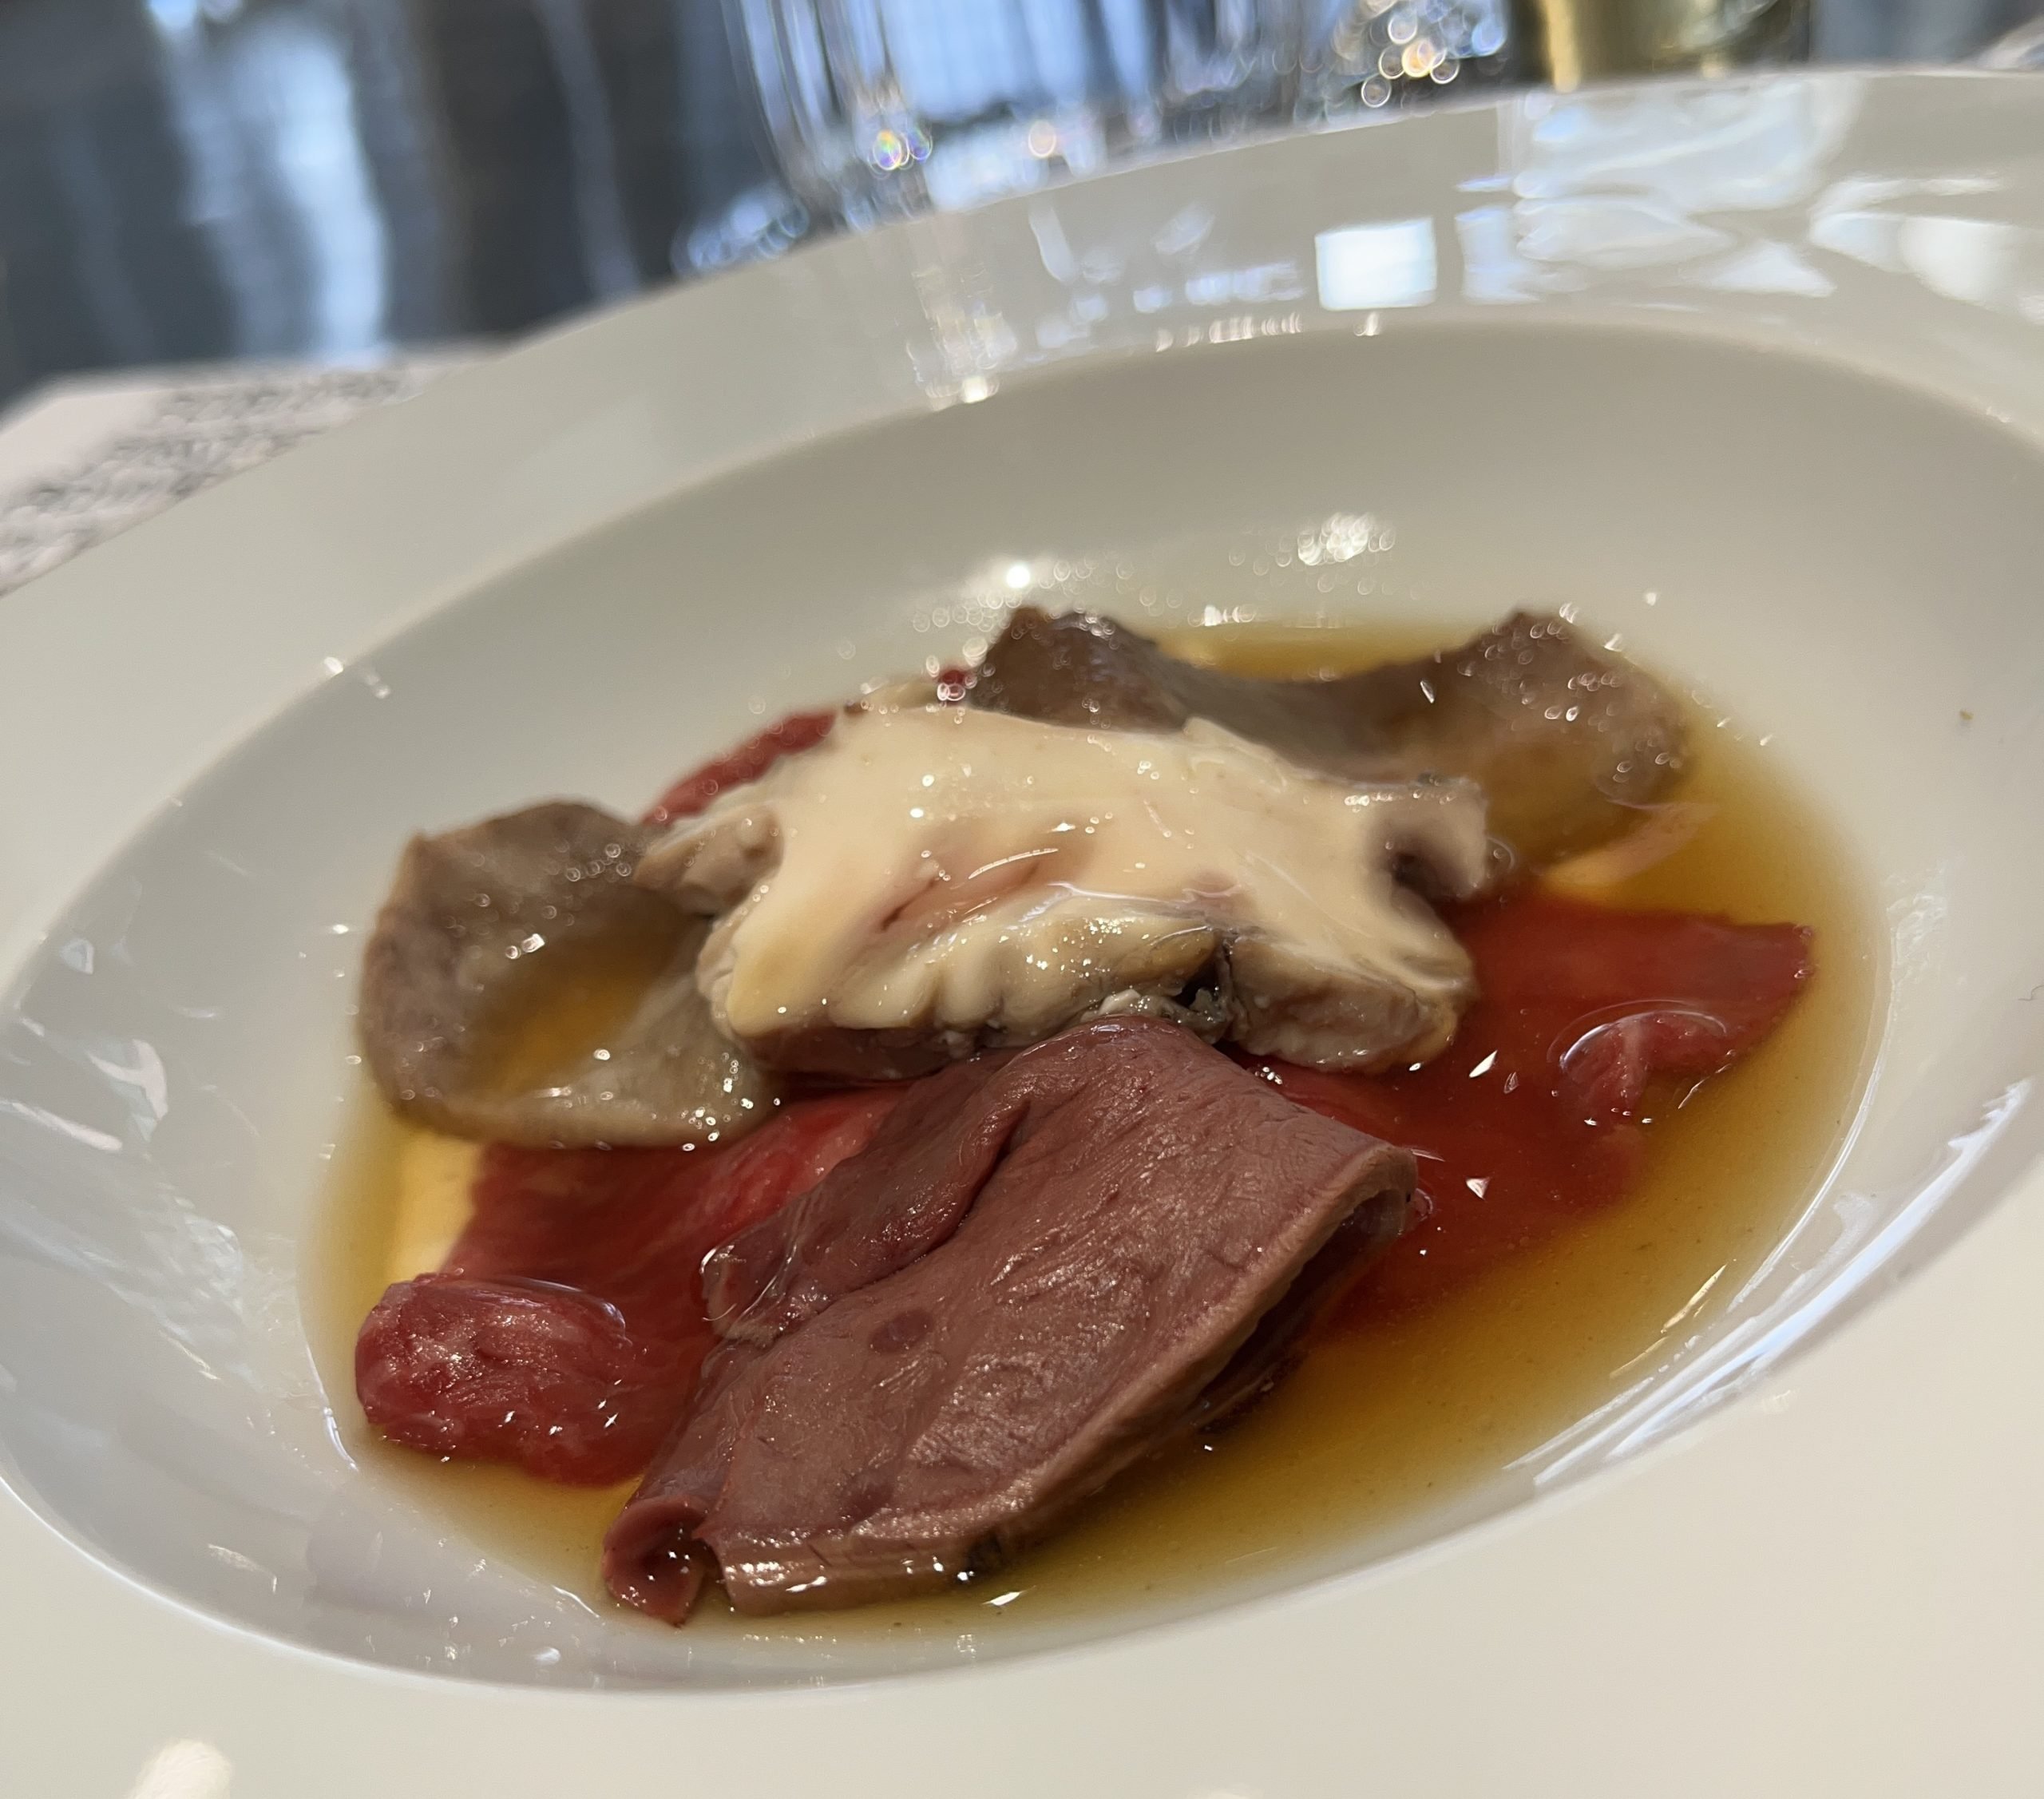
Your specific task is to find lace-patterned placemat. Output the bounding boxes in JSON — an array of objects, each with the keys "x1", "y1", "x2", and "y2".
[{"x1": 0, "y1": 355, "x2": 479, "y2": 598}]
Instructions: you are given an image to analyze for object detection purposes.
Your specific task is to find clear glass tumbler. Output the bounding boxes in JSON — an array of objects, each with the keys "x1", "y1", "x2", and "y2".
[
  {"x1": 730, "y1": 0, "x2": 1321, "y2": 230},
  {"x1": 703, "y1": 0, "x2": 1807, "y2": 261}
]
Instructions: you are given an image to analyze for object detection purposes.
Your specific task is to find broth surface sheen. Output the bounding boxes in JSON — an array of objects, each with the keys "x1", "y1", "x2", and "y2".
[{"x1": 311, "y1": 620, "x2": 1878, "y2": 1643}]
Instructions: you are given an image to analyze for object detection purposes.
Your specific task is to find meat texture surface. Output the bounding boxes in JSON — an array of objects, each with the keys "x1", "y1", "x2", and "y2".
[
  {"x1": 355, "y1": 1090, "x2": 900, "y2": 1483},
  {"x1": 358, "y1": 802, "x2": 777, "y2": 1146},
  {"x1": 602, "y1": 1017, "x2": 1414, "y2": 1621},
  {"x1": 969, "y1": 608, "x2": 1686, "y2": 866},
  {"x1": 638, "y1": 706, "x2": 1490, "y2": 1080}
]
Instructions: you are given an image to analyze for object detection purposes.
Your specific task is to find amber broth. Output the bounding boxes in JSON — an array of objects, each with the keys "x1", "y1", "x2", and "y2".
[{"x1": 311, "y1": 621, "x2": 1879, "y2": 1640}]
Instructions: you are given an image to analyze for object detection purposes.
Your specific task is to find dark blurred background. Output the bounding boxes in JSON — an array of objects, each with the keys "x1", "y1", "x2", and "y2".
[{"x1": 0, "y1": 0, "x2": 2034, "y2": 408}]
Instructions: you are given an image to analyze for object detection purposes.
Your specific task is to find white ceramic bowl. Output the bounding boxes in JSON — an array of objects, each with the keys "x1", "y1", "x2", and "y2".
[{"x1": 4, "y1": 69, "x2": 2044, "y2": 1796}]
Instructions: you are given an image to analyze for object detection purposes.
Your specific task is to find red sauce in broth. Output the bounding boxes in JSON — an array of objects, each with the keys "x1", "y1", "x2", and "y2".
[
  {"x1": 1260, "y1": 890, "x2": 1810, "y2": 1320},
  {"x1": 356, "y1": 1091, "x2": 898, "y2": 1482},
  {"x1": 355, "y1": 711, "x2": 1816, "y2": 1494}
]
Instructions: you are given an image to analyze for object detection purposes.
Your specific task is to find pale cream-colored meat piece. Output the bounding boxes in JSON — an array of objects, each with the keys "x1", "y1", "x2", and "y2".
[{"x1": 636, "y1": 707, "x2": 1489, "y2": 1076}]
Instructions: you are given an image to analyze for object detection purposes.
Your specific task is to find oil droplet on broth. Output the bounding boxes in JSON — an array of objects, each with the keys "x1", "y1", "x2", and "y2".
[{"x1": 307, "y1": 620, "x2": 1880, "y2": 1640}]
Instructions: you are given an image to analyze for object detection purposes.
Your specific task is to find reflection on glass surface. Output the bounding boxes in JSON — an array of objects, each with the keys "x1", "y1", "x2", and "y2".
[
  {"x1": 1305, "y1": 0, "x2": 1515, "y2": 111},
  {"x1": 0, "y1": 0, "x2": 764, "y2": 404},
  {"x1": 147, "y1": 1, "x2": 390, "y2": 359},
  {"x1": 732, "y1": 0, "x2": 1310, "y2": 231},
  {"x1": 529, "y1": 0, "x2": 641, "y2": 303},
  {"x1": 0, "y1": 0, "x2": 2030, "y2": 403}
]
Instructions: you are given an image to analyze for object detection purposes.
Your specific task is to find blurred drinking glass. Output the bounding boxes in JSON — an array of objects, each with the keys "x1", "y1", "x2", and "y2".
[
  {"x1": 692, "y1": 0, "x2": 1808, "y2": 265},
  {"x1": 1507, "y1": 0, "x2": 1808, "y2": 88},
  {"x1": 728, "y1": 0, "x2": 1314, "y2": 231}
]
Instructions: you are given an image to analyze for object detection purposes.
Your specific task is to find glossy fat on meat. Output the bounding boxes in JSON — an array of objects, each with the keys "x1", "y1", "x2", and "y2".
[
  {"x1": 355, "y1": 1273, "x2": 687, "y2": 1484},
  {"x1": 357, "y1": 802, "x2": 778, "y2": 1147},
  {"x1": 638, "y1": 707, "x2": 1491, "y2": 1080},
  {"x1": 601, "y1": 1018, "x2": 1414, "y2": 1621},
  {"x1": 969, "y1": 608, "x2": 1687, "y2": 866}
]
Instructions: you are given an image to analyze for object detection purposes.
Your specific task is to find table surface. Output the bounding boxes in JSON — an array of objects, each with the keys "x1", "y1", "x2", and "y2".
[{"x1": 0, "y1": 0, "x2": 2036, "y2": 410}]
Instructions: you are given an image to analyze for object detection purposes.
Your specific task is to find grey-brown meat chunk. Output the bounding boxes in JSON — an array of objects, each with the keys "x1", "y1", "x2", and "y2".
[
  {"x1": 358, "y1": 802, "x2": 778, "y2": 1147},
  {"x1": 600, "y1": 1017, "x2": 1412, "y2": 1621},
  {"x1": 969, "y1": 607, "x2": 1686, "y2": 866}
]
